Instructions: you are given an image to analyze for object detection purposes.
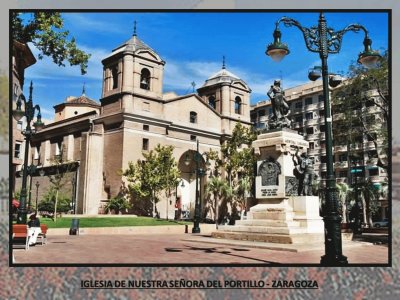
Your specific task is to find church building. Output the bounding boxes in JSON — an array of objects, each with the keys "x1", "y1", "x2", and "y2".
[{"x1": 27, "y1": 29, "x2": 252, "y2": 217}]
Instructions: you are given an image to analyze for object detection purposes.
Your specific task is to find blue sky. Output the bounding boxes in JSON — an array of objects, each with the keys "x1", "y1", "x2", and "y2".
[{"x1": 22, "y1": 11, "x2": 389, "y2": 121}]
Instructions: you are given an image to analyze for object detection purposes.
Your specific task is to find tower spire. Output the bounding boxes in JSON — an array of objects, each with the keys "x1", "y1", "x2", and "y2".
[
  {"x1": 133, "y1": 20, "x2": 137, "y2": 36},
  {"x1": 222, "y1": 55, "x2": 226, "y2": 69}
]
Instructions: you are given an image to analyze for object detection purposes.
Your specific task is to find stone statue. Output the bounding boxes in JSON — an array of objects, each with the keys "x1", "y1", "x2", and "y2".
[
  {"x1": 267, "y1": 79, "x2": 291, "y2": 129},
  {"x1": 258, "y1": 157, "x2": 281, "y2": 186},
  {"x1": 292, "y1": 149, "x2": 315, "y2": 196}
]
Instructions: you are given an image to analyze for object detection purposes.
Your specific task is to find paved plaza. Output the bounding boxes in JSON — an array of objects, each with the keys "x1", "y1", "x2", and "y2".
[{"x1": 13, "y1": 232, "x2": 389, "y2": 265}]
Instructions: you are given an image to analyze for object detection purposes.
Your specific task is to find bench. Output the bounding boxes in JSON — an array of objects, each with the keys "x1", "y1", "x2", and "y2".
[
  {"x1": 38, "y1": 224, "x2": 48, "y2": 245},
  {"x1": 12, "y1": 224, "x2": 30, "y2": 250}
]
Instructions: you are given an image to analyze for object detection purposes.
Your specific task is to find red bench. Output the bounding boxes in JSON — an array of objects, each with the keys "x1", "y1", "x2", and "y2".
[{"x1": 12, "y1": 224, "x2": 30, "y2": 250}]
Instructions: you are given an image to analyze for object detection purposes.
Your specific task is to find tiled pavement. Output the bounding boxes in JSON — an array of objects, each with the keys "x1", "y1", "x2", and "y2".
[{"x1": 12, "y1": 233, "x2": 389, "y2": 265}]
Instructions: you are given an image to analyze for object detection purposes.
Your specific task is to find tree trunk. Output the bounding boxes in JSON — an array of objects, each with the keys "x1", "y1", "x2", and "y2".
[
  {"x1": 54, "y1": 189, "x2": 59, "y2": 223},
  {"x1": 342, "y1": 200, "x2": 348, "y2": 223},
  {"x1": 215, "y1": 192, "x2": 219, "y2": 229},
  {"x1": 366, "y1": 198, "x2": 373, "y2": 227},
  {"x1": 152, "y1": 191, "x2": 156, "y2": 217},
  {"x1": 361, "y1": 197, "x2": 367, "y2": 225}
]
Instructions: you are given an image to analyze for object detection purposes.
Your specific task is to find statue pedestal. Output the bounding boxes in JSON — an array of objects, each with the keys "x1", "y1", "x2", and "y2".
[
  {"x1": 212, "y1": 129, "x2": 324, "y2": 245},
  {"x1": 288, "y1": 196, "x2": 324, "y2": 234}
]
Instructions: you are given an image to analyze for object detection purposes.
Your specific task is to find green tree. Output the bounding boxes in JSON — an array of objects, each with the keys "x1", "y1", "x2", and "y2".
[
  {"x1": 235, "y1": 175, "x2": 252, "y2": 219},
  {"x1": 47, "y1": 149, "x2": 77, "y2": 222},
  {"x1": 216, "y1": 123, "x2": 257, "y2": 219},
  {"x1": 205, "y1": 176, "x2": 232, "y2": 227},
  {"x1": 12, "y1": 12, "x2": 90, "y2": 75},
  {"x1": 123, "y1": 144, "x2": 180, "y2": 217},
  {"x1": 219, "y1": 122, "x2": 257, "y2": 185},
  {"x1": 38, "y1": 188, "x2": 71, "y2": 215},
  {"x1": 358, "y1": 179, "x2": 380, "y2": 227},
  {"x1": 332, "y1": 50, "x2": 388, "y2": 170}
]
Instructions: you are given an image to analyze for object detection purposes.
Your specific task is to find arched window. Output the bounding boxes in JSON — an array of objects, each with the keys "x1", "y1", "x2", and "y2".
[
  {"x1": 235, "y1": 96, "x2": 242, "y2": 114},
  {"x1": 140, "y1": 68, "x2": 151, "y2": 90},
  {"x1": 111, "y1": 66, "x2": 119, "y2": 89},
  {"x1": 208, "y1": 96, "x2": 216, "y2": 109},
  {"x1": 190, "y1": 111, "x2": 197, "y2": 123}
]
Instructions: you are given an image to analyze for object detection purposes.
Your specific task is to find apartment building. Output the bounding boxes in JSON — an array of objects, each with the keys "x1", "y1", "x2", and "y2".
[{"x1": 250, "y1": 80, "x2": 388, "y2": 219}]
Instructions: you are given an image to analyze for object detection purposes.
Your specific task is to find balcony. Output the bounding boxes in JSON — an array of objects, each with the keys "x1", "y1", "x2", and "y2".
[
  {"x1": 293, "y1": 107, "x2": 303, "y2": 113},
  {"x1": 336, "y1": 177, "x2": 348, "y2": 184},
  {"x1": 305, "y1": 118, "x2": 318, "y2": 126},
  {"x1": 320, "y1": 163, "x2": 327, "y2": 171},
  {"x1": 361, "y1": 89, "x2": 379, "y2": 98},
  {"x1": 333, "y1": 113, "x2": 345, "y2": 121},
  {"x1": 304, "y1": 103, "x2": 318, "y2": 112},
  {"x1": 335, "y1": 161, "x2": 348, "y2": 169},
  {"x1": 308, "y1": 148, "x2": 319, "y2": 156},
  {"x1": 369, "y1": 175, "x2": 381, "y2": 183},
  {"x1": 319, "y1": 132, "x2": 325, "y2": 140},
  {"x1": 364, "y1": 141, "x2": 376, "y2": 150},
  {"x1": 293, "y1": 121, "x2": 303, "y2": 129},
  {"x1": 363, "y1": 105, "x2": 381, "y2": 114},
  {"x1": 306, "y1": 134, "x2": 319, "y2": 141},
  {"x1": 334, "y1": 145, "x2": 347, "y2": 152},
  {"x1": 350, "y1": 143, "x2": 363, "y2": 150},
  {"x1": 317, "y1": 101, "x2": 324, "y2": 109},
  {"x1": 366, "y1": 158, "x2": 378, "y2": 167},
  {"x1": 352, "y1": 160, "x2": 364, "y2": 167}
]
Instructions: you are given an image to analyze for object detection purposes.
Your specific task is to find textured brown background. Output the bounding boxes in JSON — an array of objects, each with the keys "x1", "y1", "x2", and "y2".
[{"x1": 2, "y1": 1, "x2": 399, "y2": 298}]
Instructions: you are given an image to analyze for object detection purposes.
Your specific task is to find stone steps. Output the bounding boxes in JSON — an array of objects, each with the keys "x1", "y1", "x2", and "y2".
[
  {"x1": 211, "y1": 231, "x2": 324, "y2": 244},
  {"x1": 217, "y1": 225, "x2": 307, "y2": 235},
  {"x1": 251, "y1": 211, "x2": 295, "y2": 220},
  {"x1": 235, "y1": 219, "x2": 301, "y2": 227}
]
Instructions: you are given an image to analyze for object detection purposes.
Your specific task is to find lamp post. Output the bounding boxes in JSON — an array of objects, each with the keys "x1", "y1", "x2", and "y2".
[
  {"x1": 26, "y1": 163, "x2": 36, "y2": 212},
  {"x1": 266, "y1": 12, "x2": 380, "y2": 266},
  {"x1": 35, "y1": 181, "x2": 40, "y2": 214},
  {"x1": 13, "y1": 81, "x2": 44, "y2": 224},
  {"x1": 184, "y1": 140, "x2": 210, "y2": 233}
]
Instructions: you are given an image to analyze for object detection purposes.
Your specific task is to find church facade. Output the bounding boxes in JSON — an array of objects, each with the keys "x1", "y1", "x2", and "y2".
[{"x1": 26, "y1": 31, "x2": 252, "y2": 217}]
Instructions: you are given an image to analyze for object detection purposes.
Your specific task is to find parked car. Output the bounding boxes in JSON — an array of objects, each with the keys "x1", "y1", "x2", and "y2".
[{"x1": 373, "y1": 218, "x2": 389, "y2": 228}]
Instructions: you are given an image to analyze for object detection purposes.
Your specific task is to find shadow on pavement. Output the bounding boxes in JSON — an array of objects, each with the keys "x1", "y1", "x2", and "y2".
[{"x1": 165, "y1": 245, "x2": 281, "y2": 265}]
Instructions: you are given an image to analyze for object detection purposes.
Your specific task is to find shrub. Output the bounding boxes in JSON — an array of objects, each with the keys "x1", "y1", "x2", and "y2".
[
  {"x1": 104, "y1": 196, "x2": 132, "y2": 214},
  {"x1": 38, "y1": 189, "x2": 71, "y2": 213}
]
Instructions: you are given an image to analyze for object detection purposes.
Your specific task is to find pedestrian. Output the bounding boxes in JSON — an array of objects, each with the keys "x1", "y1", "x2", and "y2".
[{"x1": 27, "y1": 213, "x2": 41, "y2": 246}]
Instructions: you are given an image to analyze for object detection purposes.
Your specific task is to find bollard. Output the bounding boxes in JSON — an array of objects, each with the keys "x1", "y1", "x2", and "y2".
[
  {"x1": 69, "y1": 218, "x2": 80, "y2": 235},
  {"x1": 185, "y1": 224, "x2": 188, "y2": 233}
]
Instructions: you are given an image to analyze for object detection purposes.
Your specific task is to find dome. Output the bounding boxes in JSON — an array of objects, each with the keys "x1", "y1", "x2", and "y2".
[
  {"x1": 112, "y1": 35, "x2": 155, "y2": 54},
  {"x1": 201, "y1": 66, "x2": 249, "y2": 90},
  {"x1": 65, "y1": 94, "x2": 99, "y2": 107}
]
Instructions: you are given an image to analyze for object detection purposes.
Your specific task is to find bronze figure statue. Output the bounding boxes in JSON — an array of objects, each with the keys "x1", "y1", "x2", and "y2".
[{"x1": 267, "y1": 79, "x2": 291, "y2": 129}]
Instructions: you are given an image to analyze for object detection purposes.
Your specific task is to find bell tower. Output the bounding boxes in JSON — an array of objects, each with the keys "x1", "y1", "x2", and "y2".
[
  {"x1": 197, "y1": 57, "x2": 252, "y2": 134},
  {"x1": 100, "y1": 22, "x2": 166, "y2": 113}
]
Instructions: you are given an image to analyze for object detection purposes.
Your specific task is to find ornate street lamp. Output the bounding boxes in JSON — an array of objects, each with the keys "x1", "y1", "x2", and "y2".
[
  {"x1": 26, "y1": 163, "x2": 37, "y2": 212},
  {"x1": 35, "y1": 181, "x2": 40, "y2": 214},
  {"x1": 308, "y1": 66, "x2": 344, "y2": 87},
  {"x1": 266, "y1": 12, "x2": 381, "y2": 266},
  {"x1": 184, "y1": 140, "x2": 211, "y2": 233},
  {"x1": 13, "y1": 81, "x2": 44, "y2": 224}
]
